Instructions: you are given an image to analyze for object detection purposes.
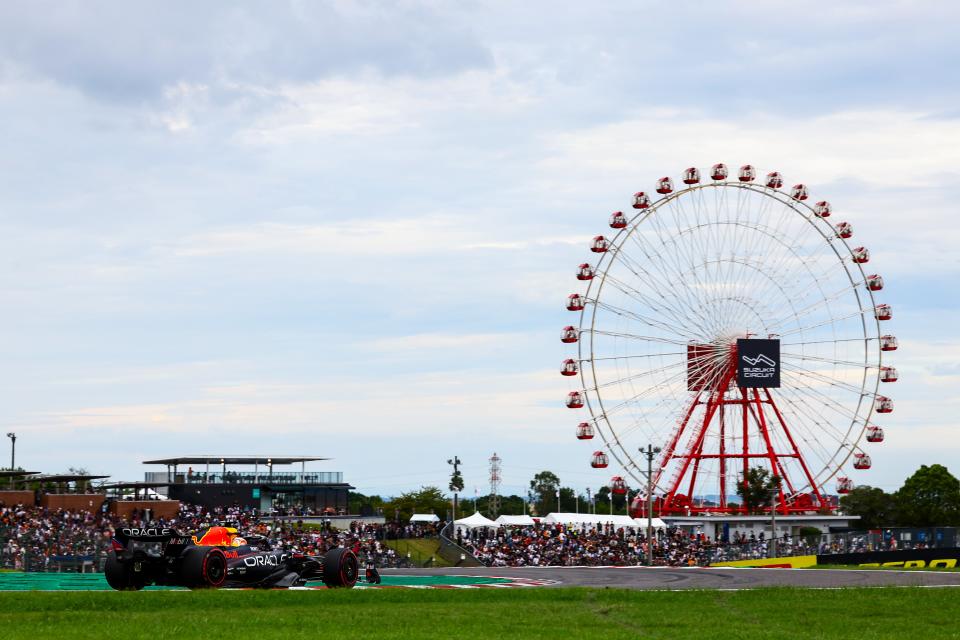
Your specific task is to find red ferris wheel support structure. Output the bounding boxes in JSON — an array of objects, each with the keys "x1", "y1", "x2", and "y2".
[{"x1": 652, "y1": 341, "x2": 826, "y2": 515}]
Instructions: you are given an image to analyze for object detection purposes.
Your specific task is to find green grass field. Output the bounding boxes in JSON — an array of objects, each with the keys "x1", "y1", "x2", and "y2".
[{"x1": 2, "y1": 587, "x2": 959, "y2": 639}]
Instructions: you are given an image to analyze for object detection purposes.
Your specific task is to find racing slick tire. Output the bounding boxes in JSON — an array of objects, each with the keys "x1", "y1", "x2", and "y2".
[
  {"x1": 104, "y1": 551, "x2": 146, "y2": 591},
  {"x1": 322, "y1": 548, "x2": 359, "y2": 588},
  {"x1": 179, "y1": 546, "x2": 228, "y2": 589}
]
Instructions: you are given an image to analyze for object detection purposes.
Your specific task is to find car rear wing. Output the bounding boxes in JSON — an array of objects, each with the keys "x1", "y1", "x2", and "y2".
[{"x1": 113, "y1": 527, "x2": 186, "y2": 545}]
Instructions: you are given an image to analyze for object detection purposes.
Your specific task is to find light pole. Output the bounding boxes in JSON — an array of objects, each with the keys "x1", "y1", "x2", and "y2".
[
  {"x1": 586, "y1": 487, "x2": 592, "y2": 515},
  {"x1": 447, "y1": 456, "x2": 462, "y2": 530},
  {"x1": 5, "y1": 433, "x2": 14, "y2": 490},
  {"x1": 640, "y1": 444, "x2": 662, "y2": 566},
  {"x1": 769, "y1": 478, "x2": 783, "y2": 559}
]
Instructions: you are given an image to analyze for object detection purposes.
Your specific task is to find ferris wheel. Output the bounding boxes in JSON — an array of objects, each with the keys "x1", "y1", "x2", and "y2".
[{"x1": 561, "y1": 164, "x2": 898, "y2": 515}]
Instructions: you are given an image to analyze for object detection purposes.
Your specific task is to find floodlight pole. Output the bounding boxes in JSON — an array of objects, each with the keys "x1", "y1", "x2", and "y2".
[
  {"x1": 641, "y1": 444, "x2": 662, "y2": 566},
  {"x1": 5, "y1": 433, "x2": 15, "y2": 488}
]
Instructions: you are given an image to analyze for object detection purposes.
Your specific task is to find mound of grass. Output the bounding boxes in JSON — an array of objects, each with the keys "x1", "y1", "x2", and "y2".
[
  {"x1": 1, "y1": 587, "x2": 959, "y2": 639},
  {"x1": 383, "y1": 538, "x2": 452, "y2": 567}
]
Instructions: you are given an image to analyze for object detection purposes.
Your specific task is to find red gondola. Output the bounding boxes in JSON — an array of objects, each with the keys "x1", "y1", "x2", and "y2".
[
  {"x1": 880, "y1": 366, "x2": 898, "y2": 383},
  {"x1": 853, "y1": 452, "x2": 872, "y2": 469},
  {"x1": 738, "y1": 165, "x2": 756, "y2": 182},
  {"x1": 656, "y1": 177, "x2": 674, "y2": 194},
  {"x1": 874, "y1": 304, "x2": 892, "y2": 321},
  {"x1": 611, "y1": 476, "x2": 627, "y2": 495},
  {"x1": 609, "y1": 211, "x2": 627, "y2": 228},
  {"x1": 874, "y1": 396, "x2": 893, "y2": 413},
  {"x1": 591, "y1": 236, "x2": 610, "y2": 253},
  {"x1": 836, "y1": 221, "x2": 852, "y2": 238},
  {"x1": 566, "y1": 293, "x2": 585, "y2": 311},
  {"x1": 711, "y1": 163, "x2": 728, "y2": 180},
  {"x1": 561, "y1": 359, "x2": 579, "y2": 376},
  {"x1": 852, "y1": 247, "x2": 870, "y2": 264},
  {"x1": 591, "y1": 451, "x2": 609, "y2": 468},
  {"x1": 837, "y1": 477, "x2": 854, "y2": 494},
  {"x1": 880, "y1": 335, "x2": 898, "y2": 351},
  {"x1": 814, "y1": 201, "x2": 832, "y2": 217},
  {"x1": 566, "y1": 391, "x2": 584, "y2": 409},
  {"x1": 866, "y1": 425, "x2": 885, "y2": 442},
  {"x1": 765, "y1": 171, "x2": 784, "y2": 188},
  {"x1": 790, "y1": 184, "x2": 809, "y2": 200},
  {"x1": 632, "y1": 192, "x2": 651, "y2": 209},
  {"x1": 561, "y1": 325, "x2": 579, "y2": 343},
  {"x1": 682, "y1": 167, "x2": 700, "y2": 185},
  {"x1": 865, "y1": 274, "x2": 884, "y2": 291},
  {"x1": 576, "y1": 263, "x2": 595, "y2": 281},
  {"x1": 576, "y1": 422, "x2": 594, "y2": 440}
]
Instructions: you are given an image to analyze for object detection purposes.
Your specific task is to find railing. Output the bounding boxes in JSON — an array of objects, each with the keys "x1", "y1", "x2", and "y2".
[
  {"x1": 144, "y1": 471, "x2": 344, "y2": 485},
  {"x1": 703, "y1": 527, "x2": 960, "y2": 564},
  {"x1": 438, "y1": 522, "x2": 484, "y2": 567}
]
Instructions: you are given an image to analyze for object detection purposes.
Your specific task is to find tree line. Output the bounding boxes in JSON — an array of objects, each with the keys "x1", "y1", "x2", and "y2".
[
  {"x1": 839, "y1": 464, "x2": 960, "y2": 529},
  {"x1": 349, "y1": 464, "x2": 960, "y2": 529}
]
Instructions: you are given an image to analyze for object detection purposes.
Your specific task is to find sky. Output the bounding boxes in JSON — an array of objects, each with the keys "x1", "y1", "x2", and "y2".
[{"x1": 1, "y1": 1, "x2": 958, "y2": 500}]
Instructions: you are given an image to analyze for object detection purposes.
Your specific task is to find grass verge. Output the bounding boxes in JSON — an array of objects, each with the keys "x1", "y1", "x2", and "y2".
[
  {"x1": 384, "y1": 538, "x2": 452, "y2": 567},
  {"x1": 1, "y1": 587, "x2": 959, "y2": 639}
]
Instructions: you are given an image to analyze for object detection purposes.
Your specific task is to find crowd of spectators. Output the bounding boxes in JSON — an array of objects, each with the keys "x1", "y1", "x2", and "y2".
[
  {"x1": 0, "y1": 503, "x2": 435, "y2": 572},
  {"x1": 459, "y1": 523, "x2": 724, "y2": 567}
]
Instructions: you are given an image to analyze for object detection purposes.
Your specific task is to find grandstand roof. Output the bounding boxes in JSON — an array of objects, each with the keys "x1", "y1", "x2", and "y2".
[
  {"x1": 99, "y1": 481, "x2": 174, "y2": 489},
  {"x1": 0, "y1": 470, "x2": 39, "y2": 478},
  {"x1": 142, "y1": 456, "x2": 330, "y2": 466},
  {"x1": 28, "y1": 474, "x2": 110, "y2": 482}
]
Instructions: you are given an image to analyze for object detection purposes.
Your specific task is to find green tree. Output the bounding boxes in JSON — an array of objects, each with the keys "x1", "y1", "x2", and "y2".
[
  {"x1": 895, "y1": 464, "x2": 960, "y2": 526},
  {"x1": 839, "y1": 486, "x2": 897, "y2": 529},
  {"x1": 594, "y1": 485, "x2": 628, "y2": 514},
  {"x1": 736, "y1": 467, "x2": 781, "y2": 514},
  {"x1": 529, "y1": 471, "x2": 560, "y2": 515},
  {"x1": 382, "y1": 486, "x2": 450, "y2": 522},
  {"x1": 348, "y1": 491, "x2": 386, "y2": 516}
]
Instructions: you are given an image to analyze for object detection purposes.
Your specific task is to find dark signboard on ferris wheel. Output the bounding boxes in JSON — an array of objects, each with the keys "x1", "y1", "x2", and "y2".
[{"x1": 736, "y1": 339, "x2": 781, "y2": 388}]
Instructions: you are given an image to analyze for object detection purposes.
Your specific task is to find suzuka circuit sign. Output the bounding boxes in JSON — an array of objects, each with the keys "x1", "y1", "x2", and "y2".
[{"x1": 736, "y1": 338, "x2": 780, "y2": 388}]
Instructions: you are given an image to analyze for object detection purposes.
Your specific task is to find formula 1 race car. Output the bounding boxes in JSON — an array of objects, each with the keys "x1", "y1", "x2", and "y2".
[{"x1": 105, "y1": 526, "x2": 360, "y2": 590}]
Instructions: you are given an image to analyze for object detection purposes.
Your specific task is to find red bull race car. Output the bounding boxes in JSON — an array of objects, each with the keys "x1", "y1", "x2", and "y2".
[{"x1": 105, "y1": 526, "x2": 360, "y2": 590}]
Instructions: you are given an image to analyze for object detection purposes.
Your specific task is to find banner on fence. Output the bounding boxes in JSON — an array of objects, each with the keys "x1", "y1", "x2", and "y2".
[{"x1": 817, "y1": 548, "x2": 960, "y2": 568}]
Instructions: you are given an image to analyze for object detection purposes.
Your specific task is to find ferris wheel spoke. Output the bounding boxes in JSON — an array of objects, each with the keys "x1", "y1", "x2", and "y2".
[
  {"x1": 609, "y1": 244, "x2": 712, "y2": 325},
  {"x1": 781, "y1": 351, "x2": 874, "y2": 370},
  {"x1": 781, "y1": 360, "x2": 874, "y2": 397},
  {"x1": 602, "y1": 271, "x2": 715, "y2": 337},
  {"x1": 777, "y1": 307, "x2": 872, "y2": 338},
  {"x1": 778, "y1": 370, "x2": 868, "y2": 425},
  {"x1": 590, "y1": 330, "x2": 693, "y2": 347},
  {"x1": 619, "y1": 234, "x2": 717, "y2": 329},
  {"x1": 594, "y1": 301, "x2": 700, "y2": 341}
]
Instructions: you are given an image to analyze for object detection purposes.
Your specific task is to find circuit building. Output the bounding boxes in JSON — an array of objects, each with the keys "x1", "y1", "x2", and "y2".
[{"x1": 142, "y1": 456, "x2": 352, "y2": 513}]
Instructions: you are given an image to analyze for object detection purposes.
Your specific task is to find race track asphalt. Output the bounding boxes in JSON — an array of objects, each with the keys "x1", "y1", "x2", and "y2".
[{"x1": 381, "y1": 566, "x2": 960, "y2": 590}]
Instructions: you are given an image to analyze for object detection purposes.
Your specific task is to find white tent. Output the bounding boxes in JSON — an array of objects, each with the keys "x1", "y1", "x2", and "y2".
[
  {"x1": 454, "y1": 511, "x2": 498, "y2": 535},
  {"x1": 543, "y1": 512, "x2": 657, "y2": 530},
  {"x1": 494, "y1": 514, "x2": 535, "y2": 527},
  {"x1": 409, "y1": 513, "x2": 440, "y2": 523},
  {"x1": 633, "y1": 517, "x2": 668, "y2": 530}
]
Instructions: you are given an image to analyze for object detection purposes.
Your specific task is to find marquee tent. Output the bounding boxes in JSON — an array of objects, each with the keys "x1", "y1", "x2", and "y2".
[
  {"x1": 409, "y1": 513, "x2": 440, "y2": 523},
  {"x1": 542, "y1": 513, "x2": 666, "y2": 530},
  {"x1": 634, "y1": 517, "x2": 668, "y2": 530},
  {"x1": 494, "y1": 514, "x2": 536, "y2": 527},
  {"x1": 454, "y1": 511, "x2": 498, "y2": 535}
]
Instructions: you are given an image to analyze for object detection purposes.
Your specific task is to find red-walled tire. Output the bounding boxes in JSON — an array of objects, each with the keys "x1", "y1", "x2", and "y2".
[
  {"x1": 322, "y1": 548, "x2": 359, "y2": 588},
  {"x1": 179, "y1": 547, "x2": 228, "y2": 589}
]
